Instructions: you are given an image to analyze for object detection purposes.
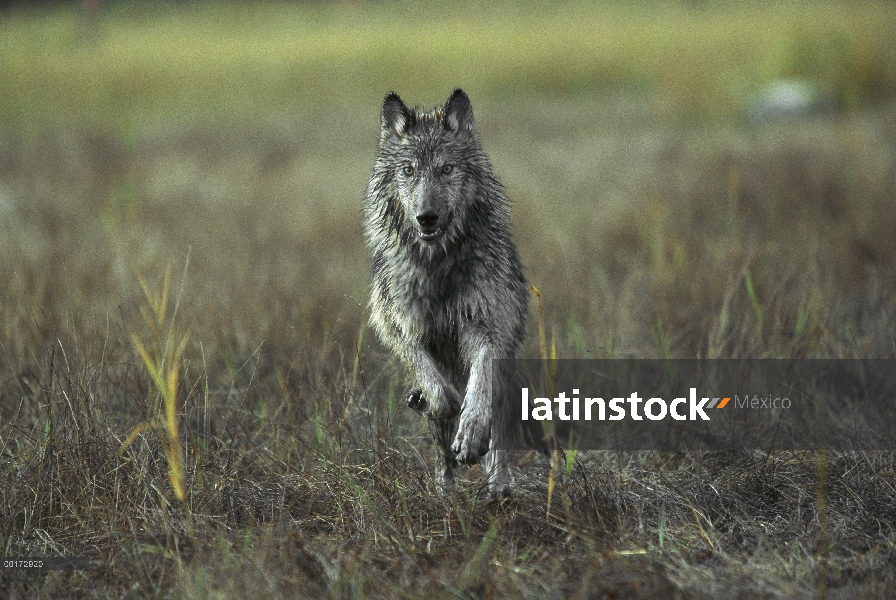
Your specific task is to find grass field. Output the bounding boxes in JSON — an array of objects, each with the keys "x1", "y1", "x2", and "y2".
[{"x1": 2, "y1": 1, "x2": 896, "y2": 598}]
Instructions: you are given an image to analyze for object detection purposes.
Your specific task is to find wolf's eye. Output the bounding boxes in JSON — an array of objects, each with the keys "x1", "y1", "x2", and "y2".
[
  {"x1": 442, "y1": 164, "x2": 454, "y2": 174},
  {"x1": 402, "y1": 165, "x2": 415, "y2": 176}
]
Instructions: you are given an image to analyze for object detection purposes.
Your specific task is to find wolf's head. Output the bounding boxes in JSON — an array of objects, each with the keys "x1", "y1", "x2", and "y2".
[{"x1": 369, "y1": 88, "x2": 503, "y2": 250}]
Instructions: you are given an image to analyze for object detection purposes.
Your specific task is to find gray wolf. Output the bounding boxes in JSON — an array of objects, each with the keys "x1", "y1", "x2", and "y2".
[{"x1": 363, "y1": 88, "x2": 529, "y2": 494}]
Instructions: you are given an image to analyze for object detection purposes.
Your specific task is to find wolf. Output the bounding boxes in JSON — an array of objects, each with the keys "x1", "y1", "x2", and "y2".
[{"x1": 363, "y1": 88, "x2": 529, "y2": 495}]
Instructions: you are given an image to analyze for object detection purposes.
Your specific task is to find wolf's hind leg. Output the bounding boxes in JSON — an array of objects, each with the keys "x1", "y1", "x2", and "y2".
[
  {"x1": 484, "y1": 449, "x2": 512, "y2": 497},
  {"x1": 428, "y1": 417, "x2": 457, "y2": 494}
]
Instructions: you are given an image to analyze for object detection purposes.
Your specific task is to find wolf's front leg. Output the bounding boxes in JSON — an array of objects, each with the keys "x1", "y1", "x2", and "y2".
[
  {"x1": 451, "y1": 346, "x2": 494, "y2": 464},
  {"x1": 404, "y1": 348, "x2": 461, "y2": 420},
  {"x1": 401, "y1": 348, "x2": 461, "y2": 493}
]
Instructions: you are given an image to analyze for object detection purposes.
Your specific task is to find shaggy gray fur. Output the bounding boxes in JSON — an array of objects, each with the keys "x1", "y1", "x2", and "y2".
[{"x1": 363, "y1": 89, "x2": 529, "y2": 494}]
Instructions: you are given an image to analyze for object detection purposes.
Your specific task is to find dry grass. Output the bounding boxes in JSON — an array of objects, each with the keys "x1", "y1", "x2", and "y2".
[{"x1": 2, "y1": 2, "x2": 896, "y2": 598}]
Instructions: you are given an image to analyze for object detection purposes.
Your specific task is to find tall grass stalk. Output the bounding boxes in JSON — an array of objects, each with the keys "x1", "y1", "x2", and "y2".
[{"x1": 119, "y1": 265, "x2": 191, "y2": 507}]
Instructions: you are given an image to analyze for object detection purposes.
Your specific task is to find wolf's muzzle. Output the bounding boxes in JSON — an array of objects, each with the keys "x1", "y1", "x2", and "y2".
[{"x1": 416, "y1": 210, "x2": 444, "y2": 241}]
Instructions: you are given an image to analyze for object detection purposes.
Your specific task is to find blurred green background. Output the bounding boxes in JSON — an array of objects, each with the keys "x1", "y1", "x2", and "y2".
[{"x1": 2, "y1": 0, "x2": 895, "y2": 126}]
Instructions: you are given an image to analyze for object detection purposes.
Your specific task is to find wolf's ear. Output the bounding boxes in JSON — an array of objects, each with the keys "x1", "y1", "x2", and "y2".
[
  {"x1": 443, "y1": 88, "x2": 474, "y2": 134},
  {"x1": 381, "y1": 92, "x2": 412, "y2": 141}
]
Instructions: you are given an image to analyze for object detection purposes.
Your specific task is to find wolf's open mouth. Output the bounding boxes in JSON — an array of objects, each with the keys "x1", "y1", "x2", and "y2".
[{"x1": 418, "y1": 228, "x2": 443, "y2": 242}]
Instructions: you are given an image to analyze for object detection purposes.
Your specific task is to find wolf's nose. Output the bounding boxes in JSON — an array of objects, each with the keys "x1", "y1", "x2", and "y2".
[{"x1": 416, "y1": 211, "x2": 439, "y2": 228}]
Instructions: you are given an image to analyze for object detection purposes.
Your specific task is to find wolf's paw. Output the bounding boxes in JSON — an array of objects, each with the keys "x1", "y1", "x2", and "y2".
[
  {"x1": 410, "y1": 385, "x2": 460, "y2": 420},
  {"x1": 405, "y1": 388, "x2": 428, "y2": 415},
  {"x1": 451, "y1": 410, "x2": 490, "y2": 464}
]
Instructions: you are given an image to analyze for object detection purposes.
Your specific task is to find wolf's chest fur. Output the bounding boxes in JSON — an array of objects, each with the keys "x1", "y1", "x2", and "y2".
[{"x1": 389, "y1": 245, "x2": 483, "y2": 339}]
